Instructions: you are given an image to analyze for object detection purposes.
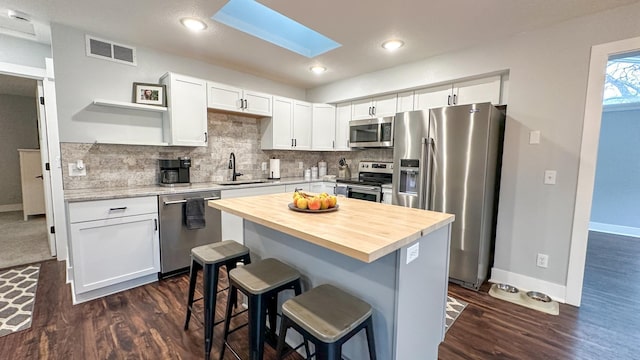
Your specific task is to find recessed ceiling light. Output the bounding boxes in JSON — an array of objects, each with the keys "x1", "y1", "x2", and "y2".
[
  {"x1": 382, "y1": 39, "x2": 404, "y2": 51},
  {"x1": 180, "y1": 18, "x2": 207, "y2": 32},
  {"x1": 310, "y1": 66, "x2": 327, "y2": 74}
]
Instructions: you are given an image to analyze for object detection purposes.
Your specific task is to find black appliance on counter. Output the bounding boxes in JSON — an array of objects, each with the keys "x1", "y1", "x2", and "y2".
[
  {"x1": 335, "y1": 161, "x2": 393, "y2": 202},
  {"x1": 159, "y1": 157, "x2": 191, "y2": 186}
]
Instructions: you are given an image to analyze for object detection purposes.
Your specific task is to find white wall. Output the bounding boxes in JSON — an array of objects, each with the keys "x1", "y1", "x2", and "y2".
[
  {"x1": 50, "y1": 23, "x2": 305, "y2": 143},
  {"x1": 0, "y1": 34, "x2": 51, "y2": 70},
  {"x1": 0, "y1": 95, "x2": 40, "y2": 206},
  {"x1": 308, "y1": 3, "x2": 640, "y2": 290},
  {"x1": 590, "y1": 108, "x2": 640, "y2": 230}
]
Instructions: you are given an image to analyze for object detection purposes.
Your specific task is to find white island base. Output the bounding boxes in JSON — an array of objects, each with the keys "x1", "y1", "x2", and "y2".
[{"x1": 243, "y1": 220, "x2": 451, "y2": 360}]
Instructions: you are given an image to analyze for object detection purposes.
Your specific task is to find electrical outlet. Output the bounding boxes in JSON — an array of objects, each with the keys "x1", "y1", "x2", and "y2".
[
  {"x1": 407, "y1": 242, "x2": 419, "y2": 264},
  {"x1": 544, "y1": 170, "x2": 557, "y2": 185},
  {"x1": 68, "y1": 163, "x2": 87, "y2": 176},
  {"x1": 536, "y1": 253, "x2": 549, "y2": 268}
]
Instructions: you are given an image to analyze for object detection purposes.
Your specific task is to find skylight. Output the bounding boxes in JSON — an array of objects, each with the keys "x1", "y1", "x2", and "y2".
[{"x1": 212, "y1": 0, "x2": 341, "y2": 58}]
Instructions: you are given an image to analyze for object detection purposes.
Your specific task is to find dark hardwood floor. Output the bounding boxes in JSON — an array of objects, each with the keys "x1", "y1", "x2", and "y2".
[
  {"x1": 1, "y1": 231, "x2": 638, "y2": 359},
  {"x1": 439, "y1": 231, "x2": 640, "y2": 359}
]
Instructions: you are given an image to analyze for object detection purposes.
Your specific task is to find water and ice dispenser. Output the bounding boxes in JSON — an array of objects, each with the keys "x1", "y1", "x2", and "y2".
[{"x1": 398, "y1": 159, "x2": 420, "y2": 195}]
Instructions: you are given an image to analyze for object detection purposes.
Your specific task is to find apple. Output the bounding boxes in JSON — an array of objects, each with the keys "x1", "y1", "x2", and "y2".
[
  {"x1": 328, "y1": 195, "x2": 337, "y2": 208},
  {"x1": 320, "y1": 197, "x2": 330, "y2": 210},
  {"x1": 308, "y1": 197, "x2": 321, "y2": 210},
  {"x1": 297, "y1": 198, "x2": 308, "y2": 210}
]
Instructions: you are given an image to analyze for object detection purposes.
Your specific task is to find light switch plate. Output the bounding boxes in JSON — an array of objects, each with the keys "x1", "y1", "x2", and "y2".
[
  {"x1": 407, "y1": 242, "x2": 419, "y2": 264},
  {"x1": 529, "y1": 130, "x2": 541, "y2": 145}
]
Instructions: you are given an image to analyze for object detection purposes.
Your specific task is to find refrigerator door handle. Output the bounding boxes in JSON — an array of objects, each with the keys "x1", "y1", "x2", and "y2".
[{"x1": 419, "y1": 137, "x2": 434, "y2": 210}]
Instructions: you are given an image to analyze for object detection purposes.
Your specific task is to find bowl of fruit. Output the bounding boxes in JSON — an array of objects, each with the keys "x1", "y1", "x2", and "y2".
[{"x1": 289, "y1": 191, "x2": 339, "y2": 213}]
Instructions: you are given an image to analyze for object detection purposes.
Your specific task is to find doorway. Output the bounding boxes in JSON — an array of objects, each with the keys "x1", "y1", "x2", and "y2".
[
  {"x1": 567, "y1": 35, "x2": 640, "y2": 306},
  {"x1": 0, "y1": 73, "x2": 53, "y2": 269}
]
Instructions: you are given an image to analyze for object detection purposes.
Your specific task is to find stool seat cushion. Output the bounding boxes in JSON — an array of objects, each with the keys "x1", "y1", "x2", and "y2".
[
  {"x1": 229, "y1": 258, "x2": 300, "y2": 295},
  {"x1": 191, "y1": 240, "x2": 249, "y2": 265},
  {"x1": 282, "y1": 284, "x2": 372, "y2": 343}
]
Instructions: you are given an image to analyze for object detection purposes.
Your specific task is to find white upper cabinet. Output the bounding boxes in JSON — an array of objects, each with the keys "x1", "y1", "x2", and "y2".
[
  {"x1": 293, "y1": 100, "x2": 312, "y2": 150},
  {"x1": 414, "y1": 75, "x2": 502, "y2": 111},
  {"x1": 414, "y1": 84, "x2": 454, "y2": 111},
  {"x1": 207, "y1": 81, "x2": 272, "y2": 117},
  {"x1": 351, "y1": 94, "x2": 398, "y2": 120},
  {"x1": 311, "y1": 103, "x2": 336, "y2": 150},
  {"x1": 334, "y1": 102, "x2": 351, "y2": 151},
  {"x1": 454, "y1": 76, "x2": 501, "y2": 106},
  {"x1": 160, "y1": 72, "x2": 208, "y2": 147},
  {"x1": 261, "y1": 97, "x2": 312, "y2": 150},
  {"x1": 396, "y1": 91, "x2": 415, "y2": 113}
]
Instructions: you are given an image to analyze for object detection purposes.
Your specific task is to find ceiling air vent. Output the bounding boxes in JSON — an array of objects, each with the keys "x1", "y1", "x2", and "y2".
[{"x1": 85, "y1": 35, "x2": 137, "y2": 66}]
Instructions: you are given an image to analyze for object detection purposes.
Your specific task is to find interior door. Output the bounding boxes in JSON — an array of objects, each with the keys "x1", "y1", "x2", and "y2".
[{"x1": 36, "y1": 81, "x2": 56, "y2": 256}]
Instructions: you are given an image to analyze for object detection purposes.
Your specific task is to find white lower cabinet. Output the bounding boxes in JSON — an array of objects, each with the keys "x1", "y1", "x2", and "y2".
[
  {"x1": 67, "y1": 196, "x2": 160, "y2": 303},
  {"x1": 382, "y1": 187, "x2": 393, "y2": 204}
]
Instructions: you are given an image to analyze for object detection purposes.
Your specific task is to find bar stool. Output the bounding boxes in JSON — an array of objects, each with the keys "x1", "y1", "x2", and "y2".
[
  {"x1": 184, "y1": 240, "x2": 251, "y2": 360},
  {"x1": 276, "y1": 284, "x2": 377, "y2": 360},
  {"x1": 220, "y1": 258, "x2": 302, "y2": 360}
]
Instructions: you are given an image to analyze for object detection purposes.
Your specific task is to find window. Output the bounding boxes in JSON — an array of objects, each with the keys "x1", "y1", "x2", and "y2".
[{"x1": 604, "y1": 53, "x2": 640, "y2": 105}]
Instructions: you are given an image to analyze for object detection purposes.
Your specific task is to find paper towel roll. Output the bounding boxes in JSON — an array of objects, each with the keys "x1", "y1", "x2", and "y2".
[{"x1": 269, "y1": 158, "x2": 280, "y2": 179}]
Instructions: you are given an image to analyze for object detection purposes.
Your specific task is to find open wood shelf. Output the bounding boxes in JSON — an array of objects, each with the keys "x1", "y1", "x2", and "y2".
[{"x1": 93, "y1": 99, "x2": 167, "y2": 112}]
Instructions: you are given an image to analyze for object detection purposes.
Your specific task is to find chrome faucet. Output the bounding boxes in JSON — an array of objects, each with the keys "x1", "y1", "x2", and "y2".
[{"x1": 228, "y1": 152, "x2": 243, "y2": 181}]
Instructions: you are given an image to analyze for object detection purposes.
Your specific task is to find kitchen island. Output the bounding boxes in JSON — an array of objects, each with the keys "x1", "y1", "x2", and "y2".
[{"x1": 209, "y1": 193, "x2": 455, "y2": 360}]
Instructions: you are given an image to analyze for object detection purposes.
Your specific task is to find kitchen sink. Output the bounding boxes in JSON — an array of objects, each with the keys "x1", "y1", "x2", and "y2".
[{"x1": 216, "y1": 179, "x2": 270, "y2": 186}]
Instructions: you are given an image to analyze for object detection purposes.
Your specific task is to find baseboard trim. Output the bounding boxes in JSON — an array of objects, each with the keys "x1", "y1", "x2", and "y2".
[
  {"x1": 490, "y1": 268, "x2": 566, "y2": 303},
  {"x1": 589, "y1": 222, "x2": 640, "y2": 238},
  {"x1": 0, "y1": 203, "x2": 22, "y2": 212}
]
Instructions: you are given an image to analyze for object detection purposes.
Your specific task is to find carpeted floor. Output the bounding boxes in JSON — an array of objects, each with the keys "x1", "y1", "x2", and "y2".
[
  {"x1": 0, "y1": 264, "x2": 40, "y2": 337},
  {"x1": 0, "y1": 211, "x2": 52, "y2": 270},
  {"x1": 445, "y1": 296, "x2": 467, "y2": 332}
]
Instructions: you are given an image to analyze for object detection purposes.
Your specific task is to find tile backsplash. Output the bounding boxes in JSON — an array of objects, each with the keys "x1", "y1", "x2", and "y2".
[{"x1": 61, "y1": 111, "x2": 392, "y2": 190}]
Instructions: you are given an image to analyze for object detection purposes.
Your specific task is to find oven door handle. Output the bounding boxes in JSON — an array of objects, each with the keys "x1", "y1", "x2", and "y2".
[
  {"x1": 163, "y1": 196, "x2": 220, "y2": 206},
  {"x1": 347, "y1": 185, "x2": 379, "y2": 192}
]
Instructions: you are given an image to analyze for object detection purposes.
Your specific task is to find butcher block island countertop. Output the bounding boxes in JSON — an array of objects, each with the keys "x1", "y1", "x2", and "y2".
[{"x1": 208, "y1": 192, "x2": 454, "y2": 263}]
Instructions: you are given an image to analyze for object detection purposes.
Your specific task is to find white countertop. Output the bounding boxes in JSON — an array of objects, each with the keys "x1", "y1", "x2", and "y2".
[{"x1": 64, "y1": 177, "x2": 336, "y2": 202}]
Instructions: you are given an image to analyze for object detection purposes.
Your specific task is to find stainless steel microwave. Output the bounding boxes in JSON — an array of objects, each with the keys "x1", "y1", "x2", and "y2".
[{"x1": 349, "y1": 117, "x2": 394, "y2": 148}]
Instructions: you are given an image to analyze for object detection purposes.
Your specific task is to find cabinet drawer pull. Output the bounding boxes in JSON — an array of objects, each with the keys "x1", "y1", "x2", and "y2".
[
  {"x1": 109, "y1": 207, "x2": 127, "y2": 211},
  {"x1": 447, "y1": 95, "x2": 451, "y2": 105},
  {"x1": 154, "y1": 219, "x2": 158, "y2": 231},
  {"x1": 453, "y1": 94, "x2": 457, "y2": 105}
]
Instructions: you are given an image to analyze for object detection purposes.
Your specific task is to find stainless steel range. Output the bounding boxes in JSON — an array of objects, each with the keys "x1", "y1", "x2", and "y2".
[{"x1": 335, "y1": 161, "x2": 393, "y2": 202}]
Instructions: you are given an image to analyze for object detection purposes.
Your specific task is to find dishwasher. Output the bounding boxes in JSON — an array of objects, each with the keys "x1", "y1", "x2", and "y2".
[{"x1": 158, "y1": 190, "x2": 222, "y2": 278}]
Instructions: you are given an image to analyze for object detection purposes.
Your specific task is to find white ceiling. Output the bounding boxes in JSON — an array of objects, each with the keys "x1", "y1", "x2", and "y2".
[
  {"x1": 0, "y1": 73, "x2": 36, "y2": 97},
  {"x1": 1, "y1": 0, "x2": 639, "y2": 89}
]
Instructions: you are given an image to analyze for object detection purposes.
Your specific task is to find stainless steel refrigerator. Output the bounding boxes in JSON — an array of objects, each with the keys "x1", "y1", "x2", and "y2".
[{"x1": 392, "y1": 103, "x2": 505, "y2": 290}]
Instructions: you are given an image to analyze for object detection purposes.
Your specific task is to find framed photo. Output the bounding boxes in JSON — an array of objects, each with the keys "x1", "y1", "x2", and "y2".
[{"x1": 132, "y1": 82, "x2": 166, "y2": 106}]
